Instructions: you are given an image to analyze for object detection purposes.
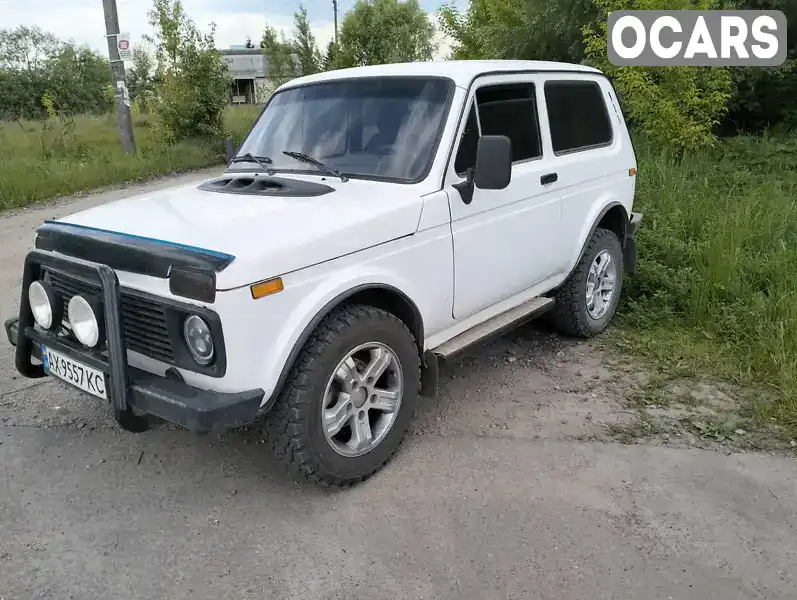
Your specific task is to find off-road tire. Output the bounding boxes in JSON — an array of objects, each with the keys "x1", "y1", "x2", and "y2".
[
  {"x1": 262, "y1": 304, "x2": 421, "y2": 487},
  {"x1": 548, "y1": 227, "x2": 624, "y2": 338}
]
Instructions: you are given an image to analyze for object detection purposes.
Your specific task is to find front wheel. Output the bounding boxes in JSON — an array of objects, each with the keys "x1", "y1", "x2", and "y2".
[
  {"x1": 549, "y1": 227, "x2": 624, "y2": 338},
  {"x1": 263, "y1": 305, "x2": 421, "y2": 487}
]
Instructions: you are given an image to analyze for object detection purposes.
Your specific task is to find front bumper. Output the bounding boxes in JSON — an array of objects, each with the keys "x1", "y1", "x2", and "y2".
[{"x1": 6, "y1": 249, "x2": 265, "y2": 434}]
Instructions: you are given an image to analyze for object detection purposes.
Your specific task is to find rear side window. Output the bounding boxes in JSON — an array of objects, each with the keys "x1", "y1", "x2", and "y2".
[{"x1": 544, "y1": 80, "x2": 613, "y2": 154}]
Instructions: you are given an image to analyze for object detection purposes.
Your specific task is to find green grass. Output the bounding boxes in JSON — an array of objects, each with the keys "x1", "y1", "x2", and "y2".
[
  {"x1": 0, "y1": 105, "x2": 261, "y2": 210},
  {"x1": 618, "y1": 133, "x2": 797, "y2": 433}
]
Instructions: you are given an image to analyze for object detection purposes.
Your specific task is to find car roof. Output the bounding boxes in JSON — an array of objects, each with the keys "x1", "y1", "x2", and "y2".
[{"x1": 276, "y1": 60, "x2": 603, "y2": 91}]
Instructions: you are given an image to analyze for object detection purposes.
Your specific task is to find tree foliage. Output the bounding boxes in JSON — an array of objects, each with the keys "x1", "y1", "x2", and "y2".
[
  {"x1": 323, "y1": 40, "x2": 340, "y2": 71},
  {"x1": 260, "y1": 4, "x2": 322, "y2": 90},
  {"x1": 260, "y1": 24, "x2": 300, "y2": 89},
  {"x1": 722, "y1": 0, "x2": 797, "y2": 134},
  {"x1": 583, "y1": 0, "x2": 733, "y2": 151},
  {"x1": 0, "y1": 26, "x2": 112, "y2": 119},
  {"x1": 292, "y1": 5, "x2": 323, "y2": 76},
  {"x1": 144, "y1": 0, "x2": 230, "y2": 142},
  {"x1": 127, "y1": 46, "x2": 157, "y2": 114},
  {"x1": 437, "y1": 0, "x2": 596, "y2": 62},
  {"x1": 335, "y1": 0, "x2": 437, "y2": 67}
]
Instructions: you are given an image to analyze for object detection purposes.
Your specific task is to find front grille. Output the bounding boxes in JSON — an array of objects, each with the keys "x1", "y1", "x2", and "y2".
[{"x1": 44, "y1": 268, "x2": 175, "y2": 364}]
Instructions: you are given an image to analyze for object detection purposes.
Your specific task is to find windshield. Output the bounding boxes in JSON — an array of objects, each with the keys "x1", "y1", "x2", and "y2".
[{"x1": 234, "y1": 76, "x2": 454, "y2": 183}]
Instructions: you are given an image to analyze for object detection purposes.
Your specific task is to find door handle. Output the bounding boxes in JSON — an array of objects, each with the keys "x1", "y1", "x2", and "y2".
[{"x1": 540, "y1": 172, "x2": 558, "y2": 185}]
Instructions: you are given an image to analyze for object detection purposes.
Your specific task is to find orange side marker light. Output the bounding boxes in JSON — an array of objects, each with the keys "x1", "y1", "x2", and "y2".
[{"x1": 251, "y1": 277, "x2": 284, "y2": 299}]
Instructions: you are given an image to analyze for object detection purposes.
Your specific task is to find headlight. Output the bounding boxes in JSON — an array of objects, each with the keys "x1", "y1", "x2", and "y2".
[
  {"x1": 68, "y1": 295, "x2": 102, "y2": 348},
  {"x1": 29, "y1": 280, "x2": 60, "y2": 330},
  {"x1": 183, "y1": 315, "x2": 214, "y2": 365}
]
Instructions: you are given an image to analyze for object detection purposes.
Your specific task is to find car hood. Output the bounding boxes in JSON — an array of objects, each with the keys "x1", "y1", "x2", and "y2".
[{"x1": 54, "y1": 174, "x2": 424, "y2": 289}]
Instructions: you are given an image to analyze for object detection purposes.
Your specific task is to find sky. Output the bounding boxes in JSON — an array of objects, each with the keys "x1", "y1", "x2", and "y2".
[{"x1": 0, "y1": 0, "x2": 459, "y2": 60}]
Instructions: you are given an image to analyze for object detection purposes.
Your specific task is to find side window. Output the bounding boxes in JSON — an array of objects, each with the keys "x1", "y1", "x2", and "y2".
[
  {"x1": 452, "y1": 82, "x2": 542, "y2": 176},
  {"x1": 544, "y1": 80, "x2": 613, "y2": 154},
  {"x1": 476, "y1": 83, "x2": 542, "y2": 163}
]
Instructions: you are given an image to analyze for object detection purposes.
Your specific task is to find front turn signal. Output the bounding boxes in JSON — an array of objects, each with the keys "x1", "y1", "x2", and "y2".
[
  {"x1": 629, "y1": 168, "x2": 637, "y2": 176},
  {"x1": 251, "y1": 277, "x2": 284, "y2": 299}
]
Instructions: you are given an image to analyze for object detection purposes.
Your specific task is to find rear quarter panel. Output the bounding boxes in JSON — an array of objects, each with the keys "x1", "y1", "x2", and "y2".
[{"x1": 536, "y1": 73, "x2": 637, "y2": 275}]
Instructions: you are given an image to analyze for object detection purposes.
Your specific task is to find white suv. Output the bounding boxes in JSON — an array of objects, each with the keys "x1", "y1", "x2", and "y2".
[{"x1": 5, "y1": 60, "x2": 642, "y2": 486}]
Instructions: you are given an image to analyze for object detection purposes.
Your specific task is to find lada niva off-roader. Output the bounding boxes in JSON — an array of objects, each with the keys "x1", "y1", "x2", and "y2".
[{"x1": 6, "y1": 60, "x2": 642, "y2": 487}]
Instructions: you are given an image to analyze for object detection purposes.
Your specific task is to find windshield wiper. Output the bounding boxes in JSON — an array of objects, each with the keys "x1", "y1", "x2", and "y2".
[
  {"x1": 283, "y1": 151, "x2": 348, "y2": 182},
  {"x1": 230, "y1": 153, "x2": 275, "y2": 174}
]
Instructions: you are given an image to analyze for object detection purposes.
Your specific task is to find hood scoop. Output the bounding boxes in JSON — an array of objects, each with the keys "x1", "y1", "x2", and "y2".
[{"x1": 198, "y1": 174, "x2": 334, "y2": 197}]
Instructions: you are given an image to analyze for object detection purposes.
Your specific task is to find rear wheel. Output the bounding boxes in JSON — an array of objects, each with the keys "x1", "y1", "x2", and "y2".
[
  {"x1": 549, "y1": 227, "x2": 624, "y2": 338},
  {"x1": 263, "y1": 304, "x2": 421, "y2": 487}
]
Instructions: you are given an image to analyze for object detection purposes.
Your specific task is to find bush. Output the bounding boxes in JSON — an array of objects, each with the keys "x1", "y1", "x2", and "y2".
[
  {"x1": 724, "y1": 60, "x2": 797, "y2": 135},
  {"x1": 582, "y1": 0, "x2": 733, "y2": 152},
  {"x1": 144, "y1": 0, "x2": 230, "y2": 143}
]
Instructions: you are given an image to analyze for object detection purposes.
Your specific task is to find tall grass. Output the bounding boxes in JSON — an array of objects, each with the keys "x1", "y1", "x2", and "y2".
[
  {"x1": 0, "y1": 104, "x2": 261, "y2": 210},
  {"x1": 623, "y1": 134, "x2": 797, "y2": 429}
]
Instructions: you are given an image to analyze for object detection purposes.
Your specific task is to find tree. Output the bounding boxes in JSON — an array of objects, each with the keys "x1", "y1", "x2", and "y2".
[
  {"x1": 583, "y1": 0, "x2": 733, "y2": 152},
  {"x1": 0, "y1": 26, "x2": 112, "y2": 119},
  {"x1": 323, "y1": 40, "x2": 339, "y2": 71},
  {"x1": 144, "y1": 0, "x2": 230, "y2": 142},
  {"x1": 127, "y1": 46, "x2": 156, "y2": 114},
  {"x1": 245, "y1": 36, "x2": 255, "y2": 49},
  {"x1": 260, "y1": 3, "x2": 323, "y2": 89},
  {"x1": 292, "y1": 5, "x2": 322, "y2": 76},
  {"x1": 0, "y1": 25, "x2": 61, "y2": 71},
  {"x1": 437, "y1": 0, "x2": 596, "y2": 62},
  {"x1": 45, "y1": 45, "x2": 113, "y2": 115},
  {"x1": 261, "y1": 23, "x2": 299, "y2": 89},
  {"x1": 722, "y1": 0, "x2": 797, "y2": 134},
  {"x1": 335, "y1": 0, "x2": 437, "y2": 67}
]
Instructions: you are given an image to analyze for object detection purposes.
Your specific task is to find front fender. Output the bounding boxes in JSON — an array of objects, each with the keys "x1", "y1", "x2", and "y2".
[{"x1": 256, "y1": 265, "x2": 423, "y2": 405}]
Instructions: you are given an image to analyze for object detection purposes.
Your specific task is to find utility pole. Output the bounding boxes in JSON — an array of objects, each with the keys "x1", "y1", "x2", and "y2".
[
  {"x1": 102, "y1": 0, "x2": 136, "y2": 154},
  {"x1": 333, "y1": 0, "x2": 339, "y2": 44}
]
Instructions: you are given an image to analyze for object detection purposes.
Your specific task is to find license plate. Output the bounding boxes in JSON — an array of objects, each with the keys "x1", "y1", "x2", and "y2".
[{"x1": 42, "y1": 346, "x2": 108, "y2": 400}]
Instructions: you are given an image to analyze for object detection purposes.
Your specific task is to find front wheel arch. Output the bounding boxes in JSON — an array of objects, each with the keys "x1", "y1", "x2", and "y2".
[{"x1": 268, "y1": 284, "x2": 427, "y2": 410}]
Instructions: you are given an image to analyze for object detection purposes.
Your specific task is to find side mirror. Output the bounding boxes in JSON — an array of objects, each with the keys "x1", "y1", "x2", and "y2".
[
  {"x1": 473, "y1": 135, "x2": 511, "y2": 190},
  {"x1": 452, "y1": 135, "x2": 512, "y2": 205},
  {"x1": 225, "y1": 136, "x2": 236, "y2": 164}
]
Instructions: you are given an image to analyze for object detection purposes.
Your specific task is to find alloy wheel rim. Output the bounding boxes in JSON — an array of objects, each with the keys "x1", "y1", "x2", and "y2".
[
  {"x1": 321, "y1": 342, "x2": 404, "y2": 457},
  {"x1": 586, "y1": 249, "x2": 617, "y2": 320}
]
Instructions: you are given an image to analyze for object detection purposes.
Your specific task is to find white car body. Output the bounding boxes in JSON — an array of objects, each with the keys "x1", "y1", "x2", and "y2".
[{"x1": 7, "y1": 60, "x2": 641, "y2": 485}]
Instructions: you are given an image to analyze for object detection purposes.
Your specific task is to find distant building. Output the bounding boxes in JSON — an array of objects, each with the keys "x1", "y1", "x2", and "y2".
[
  {"x1": 221, "y1": 47, "x2": 301, "y2": 104},
  {"x1": 221, "y1": 48, "x2": 270, "y2": 104}
]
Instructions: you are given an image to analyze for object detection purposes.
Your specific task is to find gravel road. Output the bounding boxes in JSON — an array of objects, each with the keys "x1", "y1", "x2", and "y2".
[{"x1": 1, "y1": 171, "x2": 795, "y2": 600}]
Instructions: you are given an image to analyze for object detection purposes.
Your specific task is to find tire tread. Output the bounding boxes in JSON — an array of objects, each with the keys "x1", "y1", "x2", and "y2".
[
  {"x1": 549, "y1": 227, "x2": 623, "y2": 338},
  {"x1": 262, "y1": 304, "x2": 420, "y2": 487}
]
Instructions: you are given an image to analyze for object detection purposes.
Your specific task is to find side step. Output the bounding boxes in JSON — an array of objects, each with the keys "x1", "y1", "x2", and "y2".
[{"x1": 431, "y1": 296, "x2": 554, "y2": 362}]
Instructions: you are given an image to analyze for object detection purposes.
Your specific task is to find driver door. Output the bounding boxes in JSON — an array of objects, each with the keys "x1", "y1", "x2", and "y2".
[{"x1": 444, "y1": 74, "x2": 564, "y2": 320}]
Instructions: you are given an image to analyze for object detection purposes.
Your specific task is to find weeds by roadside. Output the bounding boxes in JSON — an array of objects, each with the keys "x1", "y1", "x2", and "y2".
[
  {"x1": 613, "y1": 135, "x2": 797, "y2": 438},
  {"x1": 0, "y1": 104, "x2": 261, "y2": 211}
]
